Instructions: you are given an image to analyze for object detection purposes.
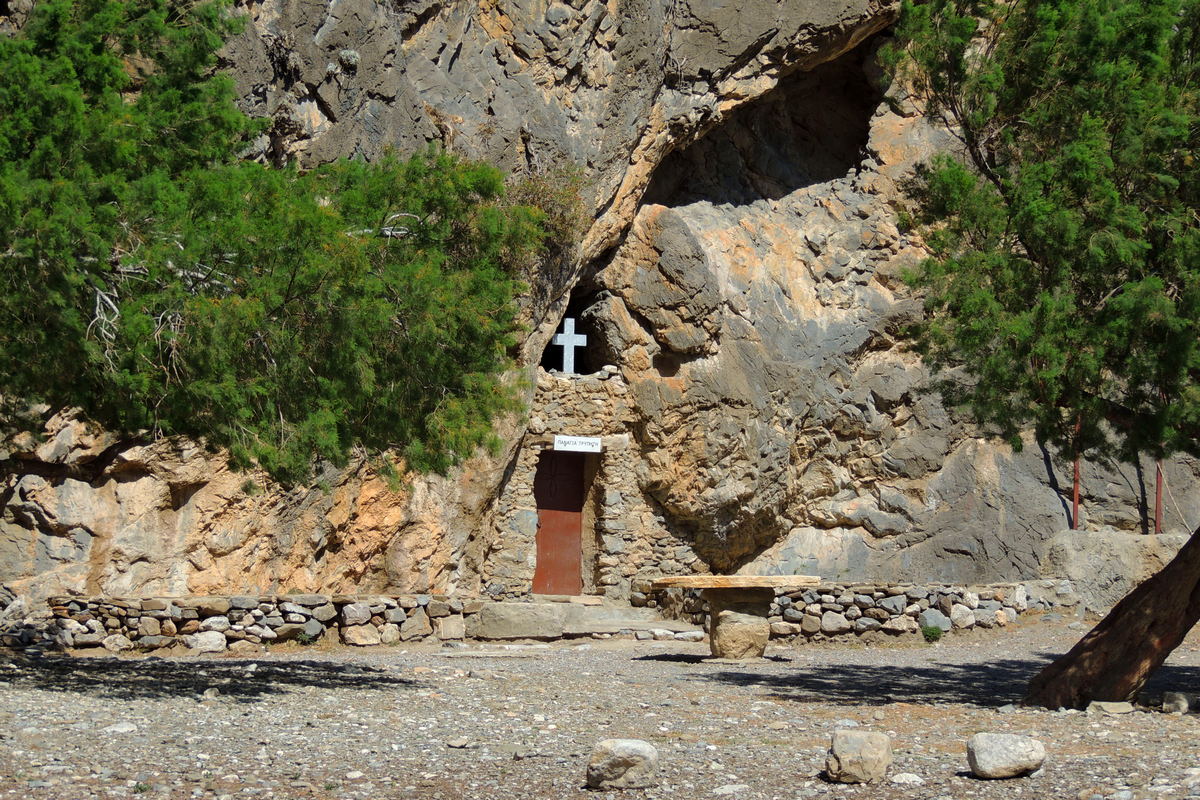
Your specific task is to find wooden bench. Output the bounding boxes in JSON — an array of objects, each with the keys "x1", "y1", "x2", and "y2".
[{"x1": 650, "y1": 575, "x2": 821, "y2": 659}]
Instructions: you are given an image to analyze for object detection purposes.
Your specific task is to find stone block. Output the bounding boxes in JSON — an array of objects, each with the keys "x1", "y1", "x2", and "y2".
[
  {"x1": 182, "y1": 631, "x2": 227, "y2": 653},
  {"x1": 273, "y1": 623, "x2": 305, "y2": 641},
  {"x1": 966, "y1": 733, "x2": 1045, "y2": 779},
  {"x1": 401, "y1": 608, "x2": 433, "y2": 640},
  {"x1": 918, "y1": 608, "x2": 951, "y2": 632},
  {"x1": 426, "y1": 600, "x2": 452, "y2": 618},
  {"x1": 102, "y1": 634, "x2": 134, "y2": 652},
  {"x1": 770, "y1": 621, "x2": 801, "y2": 636},
  {"x1": 881, "y1": 615, "x2": 918, "y2": 634},
  {"x1": 311, "y1": 603, "x2": 337, "y2": 622},
  {"x1": 436, "y1": 614, "x2": 465, "y2": 640},
  {"x1": 878, "y1": 595, "x2": 907, "y2": 614},
  {"x1": 821, "y1": 611, "x2": 851, "y2": 634},
  {"x1": 586, "y1": 739, "x2": 659, "y2": 789},
  {"x1": 379, "y1": 623, "x2": 402, "y2": 644},
  {"x1": 950, "y1": 604, "x2": 975, "y2": 629},
  {"x1": 138, "y1": 635, "x2": 173, "y2": 649},
  {"x1": 826, "y1": 730, "x2": 892, "y2": 783},
  {"x1": 341, "y1": 625, "x2": 381, "y2": 646},
  {"x1": 341, "y1": 603, "x2": 373, "y2": 626},
  {"x1": 281, "y1": 594, "x2": 328, "y2": 607},
  {"x1": 466, "y1": 602, "x2": 567, "y2": 640},
  {"x1": 1163, "y1": 692, "x2": 1190, "y2": 714},
  {"x1": 301, "y1": 618, "x2": 324, "y2": 639}
]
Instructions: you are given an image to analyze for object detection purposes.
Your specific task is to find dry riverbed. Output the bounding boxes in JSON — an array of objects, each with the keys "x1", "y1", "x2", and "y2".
[{"x1": 1, "y1": 616, "x2": 1198, "y2": 800}]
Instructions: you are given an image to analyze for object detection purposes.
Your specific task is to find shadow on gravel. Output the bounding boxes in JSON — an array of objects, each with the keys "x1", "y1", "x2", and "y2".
[
  {"x1": 690, "y1": 655, "x2": 1052, "y2": 706},
  {"x1": 688, "y1": 654, "x2": 1200, "y2": 707},
  {"x1": 0, "y1": 653, "x2": 417, "y2": 703},
  {"x1": 636, "y1": 653, "x2": 793, "y2": 665}
]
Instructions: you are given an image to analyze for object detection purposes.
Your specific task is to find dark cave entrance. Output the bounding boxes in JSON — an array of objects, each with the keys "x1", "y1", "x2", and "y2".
[
  {"x1": 539, "y1": 294, "x2": 603, "y2": 375},
  {"x1": 642, "y1": 44, "x2": 884, "y2": 208}
]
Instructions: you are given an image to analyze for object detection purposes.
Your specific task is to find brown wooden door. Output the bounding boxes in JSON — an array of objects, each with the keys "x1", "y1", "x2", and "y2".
[{"x1": 533, "y1": 451, "x2": 585, "y2": 595}]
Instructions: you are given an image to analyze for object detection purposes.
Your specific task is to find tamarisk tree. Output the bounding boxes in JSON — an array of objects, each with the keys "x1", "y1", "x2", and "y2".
[
  {"x1": 0, "y1": 0, "x2": 546, "y2": 485},
  {"x1": 886, "y1": 0, "x2": 1200, "y2": 707}
]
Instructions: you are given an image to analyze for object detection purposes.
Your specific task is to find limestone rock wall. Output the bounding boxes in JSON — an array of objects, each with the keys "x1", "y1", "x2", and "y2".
[
  {"x1": 0, "y1": 414, "x2": 480, "y2": 599},
  {"x1": 3, "y1": 0, "x2": 1196, "y2": 604},
  {"x1": 581, "y1": 44, "x2": 1200, "y2": 584}
]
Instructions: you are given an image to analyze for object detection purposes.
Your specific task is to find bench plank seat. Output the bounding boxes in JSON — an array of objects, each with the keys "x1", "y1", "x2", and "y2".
[{"x1": 649, "y1": 575, "x2": 821, "y2": 590}]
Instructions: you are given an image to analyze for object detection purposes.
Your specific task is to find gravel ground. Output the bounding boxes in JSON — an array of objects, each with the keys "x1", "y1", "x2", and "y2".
[{"x1": 2, "y1": 615, "x2": 1199, "y2": 800}]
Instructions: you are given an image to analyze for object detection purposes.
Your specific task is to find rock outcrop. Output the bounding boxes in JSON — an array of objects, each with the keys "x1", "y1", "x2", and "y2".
[{"x1": 3, "y1": 0, "x2": 1198, "y2": 603}]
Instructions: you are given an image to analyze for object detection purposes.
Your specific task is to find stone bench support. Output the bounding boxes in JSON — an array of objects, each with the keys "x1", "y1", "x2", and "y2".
[{"x1": 650, "y1": 576, "x2": 820, "y2": 659}]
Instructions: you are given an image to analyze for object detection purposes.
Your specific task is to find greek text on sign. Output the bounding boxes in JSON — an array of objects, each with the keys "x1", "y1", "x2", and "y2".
[{"x1": 553, "y1": 435, "x2": 602, "y2": 453}]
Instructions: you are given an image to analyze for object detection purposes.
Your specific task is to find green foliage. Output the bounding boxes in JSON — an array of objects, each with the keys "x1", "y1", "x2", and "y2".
[
  {"x1": 886, "y1": 0, "x2": 1200, "y2": 463},
  {"x1": 921, "y1": 624, "x2": 945, "y2": 643},
  {"x1": 0, "y1": 0, "x2": 549, "y2": 484}
]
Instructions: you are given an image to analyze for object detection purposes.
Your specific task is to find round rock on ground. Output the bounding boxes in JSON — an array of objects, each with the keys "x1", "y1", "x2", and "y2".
[
  {"x1": 586, "y1": 738, "x2": 659, "y2": 789},
  {"x1": 825, "y1": 729, "x2": 893, "y2": 783},
  {"x1": 967, "y1": 732, "x2": 1046, "y2": 779}
]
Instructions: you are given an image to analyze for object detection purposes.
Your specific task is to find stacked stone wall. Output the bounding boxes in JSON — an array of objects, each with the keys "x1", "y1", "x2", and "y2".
[
  {"x1": 0, "y1": 579, "x2": 1088, "y2": 652},
  {"x1": 26, "y1": 593, "x2": 481, "y2": 653},
  {"x1": 649, "y1": 579, "x2": 1085, "y2": 641}
]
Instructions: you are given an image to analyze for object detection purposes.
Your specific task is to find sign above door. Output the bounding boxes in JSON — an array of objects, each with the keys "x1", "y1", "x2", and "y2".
[{"x1": 553, "y1": 435, "x2": 602, "y2": 453}]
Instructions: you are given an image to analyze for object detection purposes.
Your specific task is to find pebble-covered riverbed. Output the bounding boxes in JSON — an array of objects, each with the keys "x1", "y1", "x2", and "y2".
[{"x1": 1, "y1": 617, "x2": 1198, "y2": 800}]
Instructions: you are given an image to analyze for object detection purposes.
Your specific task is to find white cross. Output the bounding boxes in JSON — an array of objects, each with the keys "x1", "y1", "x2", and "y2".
[{"x1": 552, "y1": 317, "x2": 587, "y2": 374}]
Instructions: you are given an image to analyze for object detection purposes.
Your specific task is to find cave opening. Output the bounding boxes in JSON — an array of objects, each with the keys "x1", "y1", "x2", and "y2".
[
  {"x1": 539, "y1": 293, "x2": 603, "y2": 375},
  {"x1": 642, "y1": 44, "x2": 883, "y2": 208}
]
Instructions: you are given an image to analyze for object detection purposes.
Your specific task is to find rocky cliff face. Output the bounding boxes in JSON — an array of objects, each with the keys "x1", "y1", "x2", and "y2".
[{"x1": 3, "y1": 0, "x2": 1196, "y2": 602}]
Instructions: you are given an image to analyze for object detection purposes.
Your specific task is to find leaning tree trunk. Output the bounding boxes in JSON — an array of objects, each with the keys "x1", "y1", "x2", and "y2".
[{"x1": 1024, "y1": 527, "x2": 1200, "y2": 709}]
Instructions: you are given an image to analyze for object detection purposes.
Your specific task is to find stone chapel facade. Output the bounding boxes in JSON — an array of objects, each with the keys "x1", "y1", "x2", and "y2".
[{"x1": 479, "y1": 320, "x2": 704, "y2": 601}]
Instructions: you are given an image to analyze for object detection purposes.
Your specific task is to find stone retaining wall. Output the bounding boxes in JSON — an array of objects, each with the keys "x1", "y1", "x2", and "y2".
[
  {"x1": 649, "y1": 579, "x2": 1085, "y2": 641},
  {"x1": 1, "y1": 578, "x2": 1087, "y2": 652},
  {"x1": 26, "y1": 593, "x2": 482, "y2": 653}
]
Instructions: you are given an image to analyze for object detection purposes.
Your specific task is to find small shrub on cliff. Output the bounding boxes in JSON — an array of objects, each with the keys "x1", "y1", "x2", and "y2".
[{"x1": 0, "y1": 0, "x2": 548, "y2": 484}]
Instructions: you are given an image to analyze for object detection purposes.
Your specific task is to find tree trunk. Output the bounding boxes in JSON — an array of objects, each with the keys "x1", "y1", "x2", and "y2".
[
  {"x1": 1072, "y1": 453, "x2": 1081, "y2": 529},
  {"x1": 1155, "y1": 460, "x2": 1164, "y2": 535},
  {"x1": 1024, "y1": 527, "x2": 1200, "y2": 709}
]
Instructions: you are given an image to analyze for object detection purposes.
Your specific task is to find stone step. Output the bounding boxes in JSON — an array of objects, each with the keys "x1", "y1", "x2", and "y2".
[{"x1": 466, "y1": 601, "x2": 700, "y2": 640}]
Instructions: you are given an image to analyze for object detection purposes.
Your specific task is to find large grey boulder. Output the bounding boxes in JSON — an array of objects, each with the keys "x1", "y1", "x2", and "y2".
[
  {"x1": 586, "y1": 739, "x2": 659, "y2": 789},
  {"x1": 825, "y1": 730, "x2": 892, "y2": 783},
  {"x1": 966, "y1": 733, "x2": 1046, "y2": 779}
]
